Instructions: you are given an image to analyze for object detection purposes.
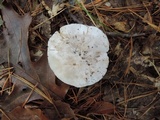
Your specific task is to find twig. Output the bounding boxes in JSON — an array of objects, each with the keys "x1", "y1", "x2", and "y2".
[
  {"x1": 117, "y1": 90, "x2": 158, "y2": 105},
  {"x1": 0, "y1": 108, "x2": 11, "y2": 120},
  {"x1": 13, "y1": 73, "x2": 62, "y2": 118},
  {"x1": 75, "y1": 114, "x2": 93, "y2": 120},
  {"x1": 106, "y1": 32, "x2": 146, "y2": 38},
  {"x1": 31, "y1": 8, "x2": 66, "y2": 30},
  {"x1": 124, "y1": 37, "x2": 133, "y2": 76},
  {"x1": 22, "y1": 83, "x2": 39, "y2": 107},
  {"x1": 128, "y1": 9, "x2": 160, "y2": 32},
  {"x1": 13, "y1": 73, "x2": 53, "y2": 104}
]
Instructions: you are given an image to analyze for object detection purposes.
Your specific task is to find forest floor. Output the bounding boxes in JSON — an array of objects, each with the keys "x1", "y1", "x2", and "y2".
[{"x1": 0, "y1": 0, "x2": 160, "y2": 120}]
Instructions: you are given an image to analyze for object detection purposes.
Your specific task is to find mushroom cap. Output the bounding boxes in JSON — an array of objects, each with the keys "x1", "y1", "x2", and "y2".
[{"x1": 48, "y1": 24, "x2": 109, "y2": 87}]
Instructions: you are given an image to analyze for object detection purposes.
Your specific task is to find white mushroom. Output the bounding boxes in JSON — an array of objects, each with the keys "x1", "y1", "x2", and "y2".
[{"x1": 47, "y1": 24, "x2": 109, "y2": 87}]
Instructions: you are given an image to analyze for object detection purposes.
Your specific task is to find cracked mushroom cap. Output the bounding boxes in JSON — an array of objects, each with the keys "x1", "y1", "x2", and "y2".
[{"x1": 48, "y1": 24, "x2": 109, "y2": 87}]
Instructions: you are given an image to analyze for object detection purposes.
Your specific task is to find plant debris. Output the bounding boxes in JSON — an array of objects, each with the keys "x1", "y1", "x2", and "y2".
[{"x1": 0, "y1": 0, "x2": 160, "y2": 120}]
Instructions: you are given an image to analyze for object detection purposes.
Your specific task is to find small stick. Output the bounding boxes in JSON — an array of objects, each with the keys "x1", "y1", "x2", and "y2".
[{"x1": 106, "y1": 32, "x2": 146, "y2": 38}]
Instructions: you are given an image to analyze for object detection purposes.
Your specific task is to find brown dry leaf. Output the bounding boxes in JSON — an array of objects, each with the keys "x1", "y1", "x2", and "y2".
[
  {"x1": 129, "y1": 10, "x2": 160, "y2": 32},
  {"x1": 113, "y1": 21, "x2": 128, "y2": 32},
  {"x1": 141, "y1": 34, "x2": 160, "y2": 57},
  {"x1": 109, "y1": 0, "x2": 141, "y2": 7},
  {"x1": 105, "y1": 16, "x2": 130, "y2": 32},
  {"x1": 2, "y1": 4, "x2": 38, "y2": 78},
  {"x1": 43, "y1": 100, "x2": 76, "y2": 120},
  {"x1": 36, "y1": 13, "x2": 51, "y2": 38},
  {"x1": 1, "y1": 70, "x2": 43, "y2": 111},
  {"x1": 0, "y1": 4, "x2": 50, "y2": 111},
  {"x1": 42, "y1": 0, "x2": 65, "y2": 16},
  {"x1": 143, "y1": 12, "x2": 152, "y2": 23},
  {"x1": 2, "y1": 3, "x2": 69, "y2": 99},
  {"x1": 2, "y1": 106, "x2": 49, "y2": 120},
  {"x1": 33, "y1": 52, "x2": 69, "y2": 98},
  {"x1": 0, "y1": 35, "x2": 7, "y2": 64},
  {"x1": 0, "y1": 3, "x2": 69, "y2": 115},
  {"x1": 88, "y1": 101, "x2": 115, "y2": 115}
]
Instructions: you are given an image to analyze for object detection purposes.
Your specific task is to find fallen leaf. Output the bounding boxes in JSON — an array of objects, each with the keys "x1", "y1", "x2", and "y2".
[
  {"x1": 33, "y1": 13, "x2": 51, "y2": 38},
  {"x1": 113, "y1": 21, "x2": 128, "y2": 32},
  {"x1": 0, "y1": 3, "x2": 68, "y2": 114},
  {"x1": 0, "y1": 0, "x2": 3, "y2": 9},
  {"x1": 42, "y1": 0, "x2": 65, "y2": 16},
  {"x1": 2, "y1": 4, "x2": 37, "y2": 78},
  {"x1": 33, "y1": 52, "x2": 69, "y2": 98},
  {"x1": 0, "y1": 4, "x2": 49, "y2": 111},
  {"x1": 2, "y1": 4, "x2": 69, "y2": 99},
  {"x1": 88, "y1": 101, "x2": 115, "y2": 115},
  {"x1": 130, "y1": 10, "x2": 160, "y2": 32},
  {"x1": 50, "y1": 3, "x2": 65, "y2": 16},
  {"x1": 0, "y1": 34, "x2": 7, "y2": 64},
  {"x1": 2, "y1": 106, "x2": 49, "y2": 120},
  {"x1": 143, "y1": 12, "x2": 152, "y2": 24},
  {"x1": 0, "y1": 16, "x2": 3, "y2": 26},
  {"x1": 2, "y1": 88, "x2": 42, "y2": 111},
  {"x1": 42, "y1": 100, "x2": 76, "y2": 120}
]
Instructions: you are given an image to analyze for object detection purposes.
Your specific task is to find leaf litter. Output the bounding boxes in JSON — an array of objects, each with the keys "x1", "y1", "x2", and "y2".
[
  {"x1": 2, "y1": 106, "x2": 49, "y2": 120},
  {"x1": 0, "y1": 2, "x2": 70, "y2": 120},
  {"x1": 0, "y1": 0, "x2": 160, "y2": 120}
]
